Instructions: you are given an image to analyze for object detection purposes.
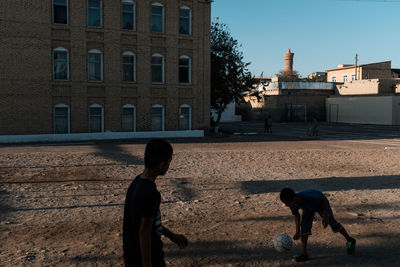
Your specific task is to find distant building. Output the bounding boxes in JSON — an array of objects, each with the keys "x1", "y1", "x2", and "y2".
[
  {"x1": 307, "y1": 72, "x2": 327, "y2": 81},
  {"x1": 326, "y1": 61, "x2": 397, "y2": 83}
]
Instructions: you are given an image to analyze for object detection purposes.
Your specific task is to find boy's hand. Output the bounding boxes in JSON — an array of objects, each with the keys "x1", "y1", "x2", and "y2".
[
  {"x1": 293, "y1": 232, "x2": 301, "y2": 240},
  {"x1": 171, "y1": 234, "x2": 189, "y2": 249}
]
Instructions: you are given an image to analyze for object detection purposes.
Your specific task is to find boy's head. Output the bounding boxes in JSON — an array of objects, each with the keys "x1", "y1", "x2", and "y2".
[
  {"x1": 280, "y1": 187, "x2": 296, "y2": 207},
  {"x1": 145, "y1": 139, "x2": 173, "y2": 175}
]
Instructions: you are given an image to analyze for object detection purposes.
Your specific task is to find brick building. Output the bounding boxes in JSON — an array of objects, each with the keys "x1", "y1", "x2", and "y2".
[{"x1": 0, "y1": 0, "x2": 211, "y2": 135}]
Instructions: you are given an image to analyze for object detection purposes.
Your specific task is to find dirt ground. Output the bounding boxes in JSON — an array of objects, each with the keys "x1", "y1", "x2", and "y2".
[{"x1": 1, "y1": 135, "x2": 400, "y2": 266}]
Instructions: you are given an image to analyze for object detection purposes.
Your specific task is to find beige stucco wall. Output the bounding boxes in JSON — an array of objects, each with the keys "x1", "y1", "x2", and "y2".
[
  {"x1": 326, "y1": 96, "x2": 400, "y2": 125},
  {"x1": 336, "y1": 79, "x2": 400, "y2": 95}
]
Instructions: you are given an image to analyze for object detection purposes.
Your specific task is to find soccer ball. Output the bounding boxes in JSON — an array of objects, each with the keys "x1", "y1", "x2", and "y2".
[{"x1": 273, "y1": 233, "x2": 293, "y2": 252}]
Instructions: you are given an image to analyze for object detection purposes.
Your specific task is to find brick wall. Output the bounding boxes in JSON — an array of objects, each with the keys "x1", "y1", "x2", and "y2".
[{"x1": 0, "y1": 0, "x2": 211, "y2": 134}]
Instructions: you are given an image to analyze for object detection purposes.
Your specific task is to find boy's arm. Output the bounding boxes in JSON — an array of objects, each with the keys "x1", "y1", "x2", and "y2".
[
  {"x1": 321, "y1": 196, "x2": 329, "y2": 228},
  {"x1": 139, "y1": 217, "x2": 154, "y2": 267},
  {"x1": 162, "y1": 226, "x2": 188, "y2": 249},
  {"x1": 293, "y1": 212, "x2": 301, "y2": 240}
]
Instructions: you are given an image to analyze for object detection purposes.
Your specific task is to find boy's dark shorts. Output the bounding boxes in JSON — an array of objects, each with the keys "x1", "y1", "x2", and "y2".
[{"x1": 300, "y1": 199, "x2": 342, "y2": 235}]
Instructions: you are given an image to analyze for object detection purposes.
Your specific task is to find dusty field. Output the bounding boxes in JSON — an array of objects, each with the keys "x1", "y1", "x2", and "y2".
[{"x1": 1, "y1": 138, "x2": 400, "y2": 266}]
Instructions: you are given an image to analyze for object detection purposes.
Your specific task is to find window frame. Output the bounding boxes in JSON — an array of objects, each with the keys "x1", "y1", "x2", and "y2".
[
  {"x1": 88, "y1": 49, "x2": 103, "y2": 82},
  {"x1": 151, "y1": 104, "x2": 165, "y2": 131},
  {"x1": 87, "y1": 0, "x2": 103, "y2": 28},
  {"x1": 53, "y1": 103, "x2": 70, "y2": 134},
  {"x1": 179, "y1": 104, "x2": 191, "y2": 130},
  {"x1": 53, "y1": 47, "x2": 69, "y2": 81},
  {"x1": 151, "y1": 2, "x2": 164, "y2": 33},
  {"x1": 179, "y1": 6, "x2": 191, "y2": 35},
  {"x1": 179, "y1": 55, "x2": 191, "y2": 84},
  {"x1": 151, "y1": 53, "x2": 164, "y2": 84},
  {"x1": 332, "y1": 76, "x2": 336, "y2": 82},
  {"x1": 88, "y1": 103, "x2": 104, "y2": 133},
  {"x1": 351, "y1": 74, "x2": 356, "y2": 81},
  {"x1": 121, "y1": 0, "x2": 135, "y2": 30},
  {"x1": 343, "y1": 75, "x2": 348, "y2": 83},
  {"x1": 122, "y1": 51, "x2": 136, "y2": 83},
  {"x1": 52, "y1": 0, "x2": 69, "y2": 25},
  {"x1": 122, "y1": 104, "x2": 136, "y2": 132}
]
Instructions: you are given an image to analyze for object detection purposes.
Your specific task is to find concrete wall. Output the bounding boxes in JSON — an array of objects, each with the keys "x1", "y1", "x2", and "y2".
[
  {"x1": 326, "y1": 96, "x2": 400, "y2": 125},
  {"x1": 336, "y1": 79, "x2": 400, "y2": 95},
  {"x1": 211, "y1": 101, "x2": 242, "y2": 123},
  {"x1": 327, "y1": 61, "x2": 392, "y2": 82}
]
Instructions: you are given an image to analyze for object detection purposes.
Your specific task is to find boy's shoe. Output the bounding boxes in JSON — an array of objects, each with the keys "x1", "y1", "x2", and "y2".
[
  {"x1": 346, "y1": 239, "x2": 356, "y2": 255},
  {"x1": 292, "y1": 253, "x2": 309, "y2": 262}
]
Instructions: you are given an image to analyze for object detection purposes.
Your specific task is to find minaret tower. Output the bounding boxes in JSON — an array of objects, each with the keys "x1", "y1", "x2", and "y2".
[{"x1": 284, "y1": 49, "x2": 294, "y2": 73}]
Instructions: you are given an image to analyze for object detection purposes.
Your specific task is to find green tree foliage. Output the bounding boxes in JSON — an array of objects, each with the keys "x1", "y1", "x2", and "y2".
[
  {"x1": 211, "y1": 21, "x2": 258, "y2": 127},
  {"x1": 276, "y1": 69, "x2": 300, "y2": 79}
]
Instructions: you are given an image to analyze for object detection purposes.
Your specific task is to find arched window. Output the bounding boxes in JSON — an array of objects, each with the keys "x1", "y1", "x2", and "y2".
[
  {"x1": 151, "y1": 2, "x2": 164, "y2": 33},
  {"x1": 122, "y1": 104, "x2": 136, "y2": 132},
  {"x1": 53, "y1": 0, "x2": 68, "y2": 24},
  {"x1": 122, "y1": 51, "x2": 136, "y2": 82},
  {"x1": 54, "y1": 104, "x2": 70, "y2": 134},
  {"x1": 151, "y1": 53, "x2": 164, "y2": 83},
  {"x1": 179, "y1": 55, "x2": 191, "y2": 84},
  {"x1": 88, "y1": 49, "x2": 103, "y2": 81},
  {"x1": 121, "y1": 0, "x2": 135, "y2": 30},
  {"x1": 179, "y1": 6, "x2": 191, "y2": 35},
  {"x1": 151, "y1": 104, "x2": 164, "y2": 131},
  {"x1": 88, "y1": 104, "x2": 104, "y2": 132},
  {"x1": 53, "y1": 47, "x2": 69, "y2": 80},
  {"x1": 179, "y1": 104, "x2": 191, "y2": 130},
  {"x1": 88, "y1": 0, "x2": 102, "y2": 27}
]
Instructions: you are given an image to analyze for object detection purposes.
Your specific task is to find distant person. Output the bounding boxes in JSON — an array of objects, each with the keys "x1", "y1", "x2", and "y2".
[
  {"x1": 311, "y1": 117, "x2": 318, "y2": 136},
  {"x1": 280, "y1": 188, "x2": 356, "y2": 262},
  {"x1": 267, "y1": 116, "x2": 273, "y2": 133},
  {"x1": 264, "y1": 115, "x2": 272, "y2": 133},
  {"x1": 123, "y1": 139, "x2": 188, "y2": 267}
]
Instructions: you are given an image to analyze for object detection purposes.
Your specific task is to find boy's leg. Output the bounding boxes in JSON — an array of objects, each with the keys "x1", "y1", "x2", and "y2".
[{"x1": 293, "y1": 211, "x2": 313, "y2": 261}]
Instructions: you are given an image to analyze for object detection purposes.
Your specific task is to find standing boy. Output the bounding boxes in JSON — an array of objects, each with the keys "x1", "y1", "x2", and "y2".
[
  {"x1": 279, "y1": 188, "x2": 356, "y2": 262},
  {"x1": 123, "y1": 139, "x2": 188, "y2": 267}
]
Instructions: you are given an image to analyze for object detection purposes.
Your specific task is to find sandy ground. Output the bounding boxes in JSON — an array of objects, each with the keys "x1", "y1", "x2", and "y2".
[{"x1": 1, "y1": 136, "x2": 400, "y2": 266}]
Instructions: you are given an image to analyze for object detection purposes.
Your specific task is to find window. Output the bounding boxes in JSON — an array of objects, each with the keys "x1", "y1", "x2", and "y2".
[
  {"x1": 332, "y1": 76, "x2": 336, "y2": 82},
  {"x1": 151, "y1": 104, "x2": 164, "y2": 131},
  {"x1": 352, "y1": 74, "x2": 356, "y2": 81},
  {"x1": 179, "y1": 55, "x2": 191, "y2": 84},
  {"x1": 89, "y1": 104, "x2": 104, "y2": 132},
  {"x1": 343, "y1": 75, "x2": 348, "y2": 83},
  {"x1": 122, "y1": 104, "x2": 136, "y2": 132},
  {"x1": 121, "y1": 0, "x2": 135, "y2": 30},
  {"x1": 151, "y1": 3, "x2": 164, "y2": 33},
  {"x1": 53, "y1": 0, "x2": 68, "y2": 24},
  {"x1": 179, "y1": 104, "x2": 191, "y2": 130},
  {"x1": 151, "y1": 54, "x2": 164, "y2": 83},
  {"x1": 88, "y1": 0, "x2": 102, "y2": 27},
  {"x1": 88, "y1": 49, "x2": 103, "y2": 81},
  {"x1": 179, "y1": 6, "x2": 191, "y2": 35},
  {"x1": 54, "y1": 104, "x2": 70, "y2": 134},
  {"x1": 53, "y1": 47, "x2": 69, "y2": 80},
  {"x1": 122, "y1": 51, "x2": 135, "y2": 82}
]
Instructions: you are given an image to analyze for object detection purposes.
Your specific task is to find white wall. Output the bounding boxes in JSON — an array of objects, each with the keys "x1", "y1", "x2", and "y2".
[
  {"x1": 326, "y1": 96, "x2": 400, "y2": 125},
  {"x1": 211, "y1": 101, "x2": 242, "y2": 122}
]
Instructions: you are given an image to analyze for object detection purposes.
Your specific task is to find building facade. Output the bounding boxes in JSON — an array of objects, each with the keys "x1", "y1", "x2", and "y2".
[
  {"x1": 326, "y1": 61, "x2": 394, "y2": 83},
  {"x1": 0, "y1": 0, "x2": 211, "y2": 135}
]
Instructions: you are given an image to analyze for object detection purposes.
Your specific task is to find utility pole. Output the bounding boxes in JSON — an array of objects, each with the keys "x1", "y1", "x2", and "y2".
[{"x1": 355, "y1": 54, "x2": 358, "y2": 80}]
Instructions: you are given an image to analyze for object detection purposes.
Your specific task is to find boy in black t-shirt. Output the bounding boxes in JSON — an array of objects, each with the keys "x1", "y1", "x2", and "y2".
[{"x1": 123, "y1": 139, "x2": 188, "y2": 267}]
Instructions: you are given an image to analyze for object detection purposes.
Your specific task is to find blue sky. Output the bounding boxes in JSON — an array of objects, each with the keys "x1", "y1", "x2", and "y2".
[{"x1": 211, "y1": 0, "x2": 400, "y2": 77}]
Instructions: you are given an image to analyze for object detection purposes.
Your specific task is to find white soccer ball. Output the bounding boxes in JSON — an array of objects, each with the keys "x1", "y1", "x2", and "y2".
[{"x1": 273, "y1": 233, "x2": 293, "y2": 252}]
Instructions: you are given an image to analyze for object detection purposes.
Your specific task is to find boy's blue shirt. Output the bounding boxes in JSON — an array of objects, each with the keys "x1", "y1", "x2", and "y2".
[{"x1": 290, "y1": 189, "x2": 325, "y2": 215}]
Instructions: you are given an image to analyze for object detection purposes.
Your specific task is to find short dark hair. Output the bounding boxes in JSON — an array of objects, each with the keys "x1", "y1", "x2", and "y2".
[
  {"x1": 280, "y1": 188, "x2": 296, "y2": 202},
  {"x1": 144, "y1": 139, "x2": 173, "y2": 169}
]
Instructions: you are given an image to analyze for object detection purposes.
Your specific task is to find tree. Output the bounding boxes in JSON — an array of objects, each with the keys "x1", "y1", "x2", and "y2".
[
  {"x1": 276, "y1": 69, "x2": 300, "y2": 79},
  {"x1": 210, "y1": 20, "x2": 258, "y2": 131}
]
